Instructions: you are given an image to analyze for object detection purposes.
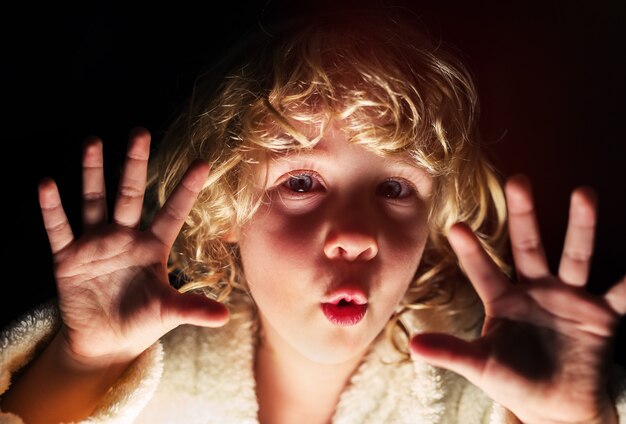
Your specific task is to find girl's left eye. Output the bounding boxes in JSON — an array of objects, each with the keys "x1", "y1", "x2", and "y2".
[{"x1": 376, "y1": 178, "x2": 415, "y2": 199}]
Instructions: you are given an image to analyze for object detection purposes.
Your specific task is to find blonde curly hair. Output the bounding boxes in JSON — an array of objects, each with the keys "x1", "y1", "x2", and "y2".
[{"x1": 147, "y1": 9, "x2": 510, "y2": 357}]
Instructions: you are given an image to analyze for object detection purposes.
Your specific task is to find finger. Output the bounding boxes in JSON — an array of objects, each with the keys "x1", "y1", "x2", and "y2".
[
  {"x1": 149, "y1": 160, "x2": 210, "y2": 248},
  {"x1": 162, "y1": 291, "x2": 230, "y2": 328},
  {"x1": 410, "y1": 333, "x2": 486, "y2": 385},
  {"x1": 558, "y1": 187, "x2": 597, "y2": 286},
  {"x1": 38, "y1": 178, "x2": 75, "y2": 255},
  {"x1": 448, "y1": 223, "x2": 511, "y2": 315},
  {"x1": 605, "y1": 275, "x2": 626, "y2": 315},
  {"x1": 505, "y1": 174, "x2": 550, "y2": 281},
  {"x1": 113, "y1": 128, "x2": 151, "y2": 228},
  {"x1": 82, "y1": 137, "x2": 108, "y2": 232}
]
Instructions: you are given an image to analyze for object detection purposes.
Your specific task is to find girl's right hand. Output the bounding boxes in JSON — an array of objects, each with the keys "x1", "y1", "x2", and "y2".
[{"x1": 38, "y1": 128, "x2": 229, "y2": 367}]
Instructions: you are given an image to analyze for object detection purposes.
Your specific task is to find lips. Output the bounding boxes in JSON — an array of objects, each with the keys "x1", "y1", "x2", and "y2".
[
  {"x1": 321, "y1": 287, "x2": 368, "y2": 326},
  {"x1": 321, "y1": 301, "x2": 368, "y2": 326}
]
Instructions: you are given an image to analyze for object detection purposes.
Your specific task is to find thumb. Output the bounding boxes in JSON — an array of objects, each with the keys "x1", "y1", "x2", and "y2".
[
  {"x1": 410, "y1": 333, "x2": 487, "y2": 384},
  {"x1": 163, "y1": 291, "x2": 230, "y2": 329}
]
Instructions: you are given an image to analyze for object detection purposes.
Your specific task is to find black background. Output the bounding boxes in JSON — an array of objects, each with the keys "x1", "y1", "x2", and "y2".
[{"x1": 2, "y1": 1, "x2": 625, "y2": 364}]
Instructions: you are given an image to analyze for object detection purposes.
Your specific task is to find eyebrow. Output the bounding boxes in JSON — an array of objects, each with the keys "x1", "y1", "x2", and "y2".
[
  {"x1": 271, "y1": 146, "x2": 333, "y2": 162},
  {"x1": 270, "y1": 148, "x2": 420, "y2": 170}
]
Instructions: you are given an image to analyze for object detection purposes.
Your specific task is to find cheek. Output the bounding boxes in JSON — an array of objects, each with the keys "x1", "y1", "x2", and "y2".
[
  {"x1": 237, "y1": 202, "x2": 326, "y2": 306},
  {"x1": 380, "y1": 203, "x2": 430, "y2": 263},
  {"x1": 238, "y1": 204, "x2": 331, "y2": 341},
  {"x1": 240, "y1": 203, "x2": 325, "y2": 269},
  {"x1": 375, "y1": 207, "x2": 430, "y2": 300}
]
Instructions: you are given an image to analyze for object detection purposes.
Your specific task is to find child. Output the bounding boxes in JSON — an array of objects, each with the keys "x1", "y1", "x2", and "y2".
[{"x1": 1, "y1": 8, "x2": 625, "y2": 424}]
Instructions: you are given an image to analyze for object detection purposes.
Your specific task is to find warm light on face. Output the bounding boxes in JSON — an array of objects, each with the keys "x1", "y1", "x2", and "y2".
[{"x1": 236, "y1": 122, "x2": 433, "y2": 364}]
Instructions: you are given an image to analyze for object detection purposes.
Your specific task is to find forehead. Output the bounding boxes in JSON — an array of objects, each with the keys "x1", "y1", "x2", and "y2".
[{"x1": 264, "y1": 121, "x2": 419, "y2": 167}]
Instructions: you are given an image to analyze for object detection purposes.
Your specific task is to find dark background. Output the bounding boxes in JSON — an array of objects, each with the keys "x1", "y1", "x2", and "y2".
[{"x1": 2, "y1": 1, "x2": 625, "y2": 364}]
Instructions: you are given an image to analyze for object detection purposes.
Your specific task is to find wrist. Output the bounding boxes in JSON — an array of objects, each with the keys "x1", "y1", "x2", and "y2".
[
  {"x1": 0, "y1": 328, "x2": 138, "y2": 423},
  {"x1": 54, "y1": 327, "x2": 138, "y2": 373}
]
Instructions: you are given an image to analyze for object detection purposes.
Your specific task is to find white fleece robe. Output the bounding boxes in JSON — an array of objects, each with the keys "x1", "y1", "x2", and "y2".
[{"x1": 1, "y1": 302, "x2": 625, "y2": 423}]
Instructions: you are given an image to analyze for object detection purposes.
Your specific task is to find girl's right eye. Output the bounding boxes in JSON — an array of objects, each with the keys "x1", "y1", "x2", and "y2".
[
  {"x1": 286, "y1": 174, "x2": 314, "y2": 192},
  {"x1": 280, "y1": 172, "x2": 325, "y2": 196}
]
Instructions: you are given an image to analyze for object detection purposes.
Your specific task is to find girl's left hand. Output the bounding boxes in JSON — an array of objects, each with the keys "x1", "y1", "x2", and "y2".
[{"x1": 410, "y1": 174, "x2": 625, "y2": 424}]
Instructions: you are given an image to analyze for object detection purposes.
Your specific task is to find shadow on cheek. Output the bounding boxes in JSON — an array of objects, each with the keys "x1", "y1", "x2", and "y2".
[
  {"x1": 259, "y1": 206, "x2": 326, "y2": 255},
  {"x1": 380, "y1": 211, "x2": 430, "y2": 257}
]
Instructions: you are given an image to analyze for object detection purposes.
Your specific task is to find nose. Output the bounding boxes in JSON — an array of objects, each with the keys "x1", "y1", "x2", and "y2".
[{"x1": 323, "y1": 229, "x2": 378, "y2": 261}]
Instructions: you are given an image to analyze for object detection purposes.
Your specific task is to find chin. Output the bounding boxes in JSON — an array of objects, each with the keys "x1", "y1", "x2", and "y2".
[{"x1": 293, "y1": 327, "x2": 375, "y2": 365}]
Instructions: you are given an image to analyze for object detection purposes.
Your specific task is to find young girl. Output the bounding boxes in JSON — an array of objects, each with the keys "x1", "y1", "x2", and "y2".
[{"x1": 1, "y1": 9, "x2": 625, "y2": 424}]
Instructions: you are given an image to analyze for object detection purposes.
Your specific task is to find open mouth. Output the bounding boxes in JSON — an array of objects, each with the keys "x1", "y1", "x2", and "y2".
[{"x1": 321, "y1": 298, "x2": 368, "y2": 326}]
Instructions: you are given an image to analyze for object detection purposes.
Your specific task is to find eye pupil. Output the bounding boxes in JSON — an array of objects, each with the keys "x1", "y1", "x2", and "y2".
[
  {"x1": 378, "y1": 180, "x2": 402, "y2": 198},
  {"x1": 288, "y1": 175, "x2": 313, "y2": 192}
]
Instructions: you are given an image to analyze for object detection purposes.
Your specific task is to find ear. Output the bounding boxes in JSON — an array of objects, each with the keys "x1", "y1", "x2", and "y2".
[{"x1": 222, "y1": 227, "x2": 239, "y2": 243}]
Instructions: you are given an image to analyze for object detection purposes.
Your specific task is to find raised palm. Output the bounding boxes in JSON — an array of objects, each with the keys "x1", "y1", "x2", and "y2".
[
  {"x1": 411, "y1": 175, "x2": 625, "y2": 424},
  {"x1": 39, "y1": 129, "x2": 228, "y2": 364}
]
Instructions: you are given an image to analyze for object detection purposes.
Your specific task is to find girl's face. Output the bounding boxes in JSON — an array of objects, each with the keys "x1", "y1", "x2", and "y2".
[{"x1": 237, "y1": 123, "x2": 433, "y2": 364}]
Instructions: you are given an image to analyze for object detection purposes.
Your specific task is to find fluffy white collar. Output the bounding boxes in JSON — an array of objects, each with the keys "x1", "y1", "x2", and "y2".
[{"x1": 134, "y1": 307, "x2": 493, "y2": 423}]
